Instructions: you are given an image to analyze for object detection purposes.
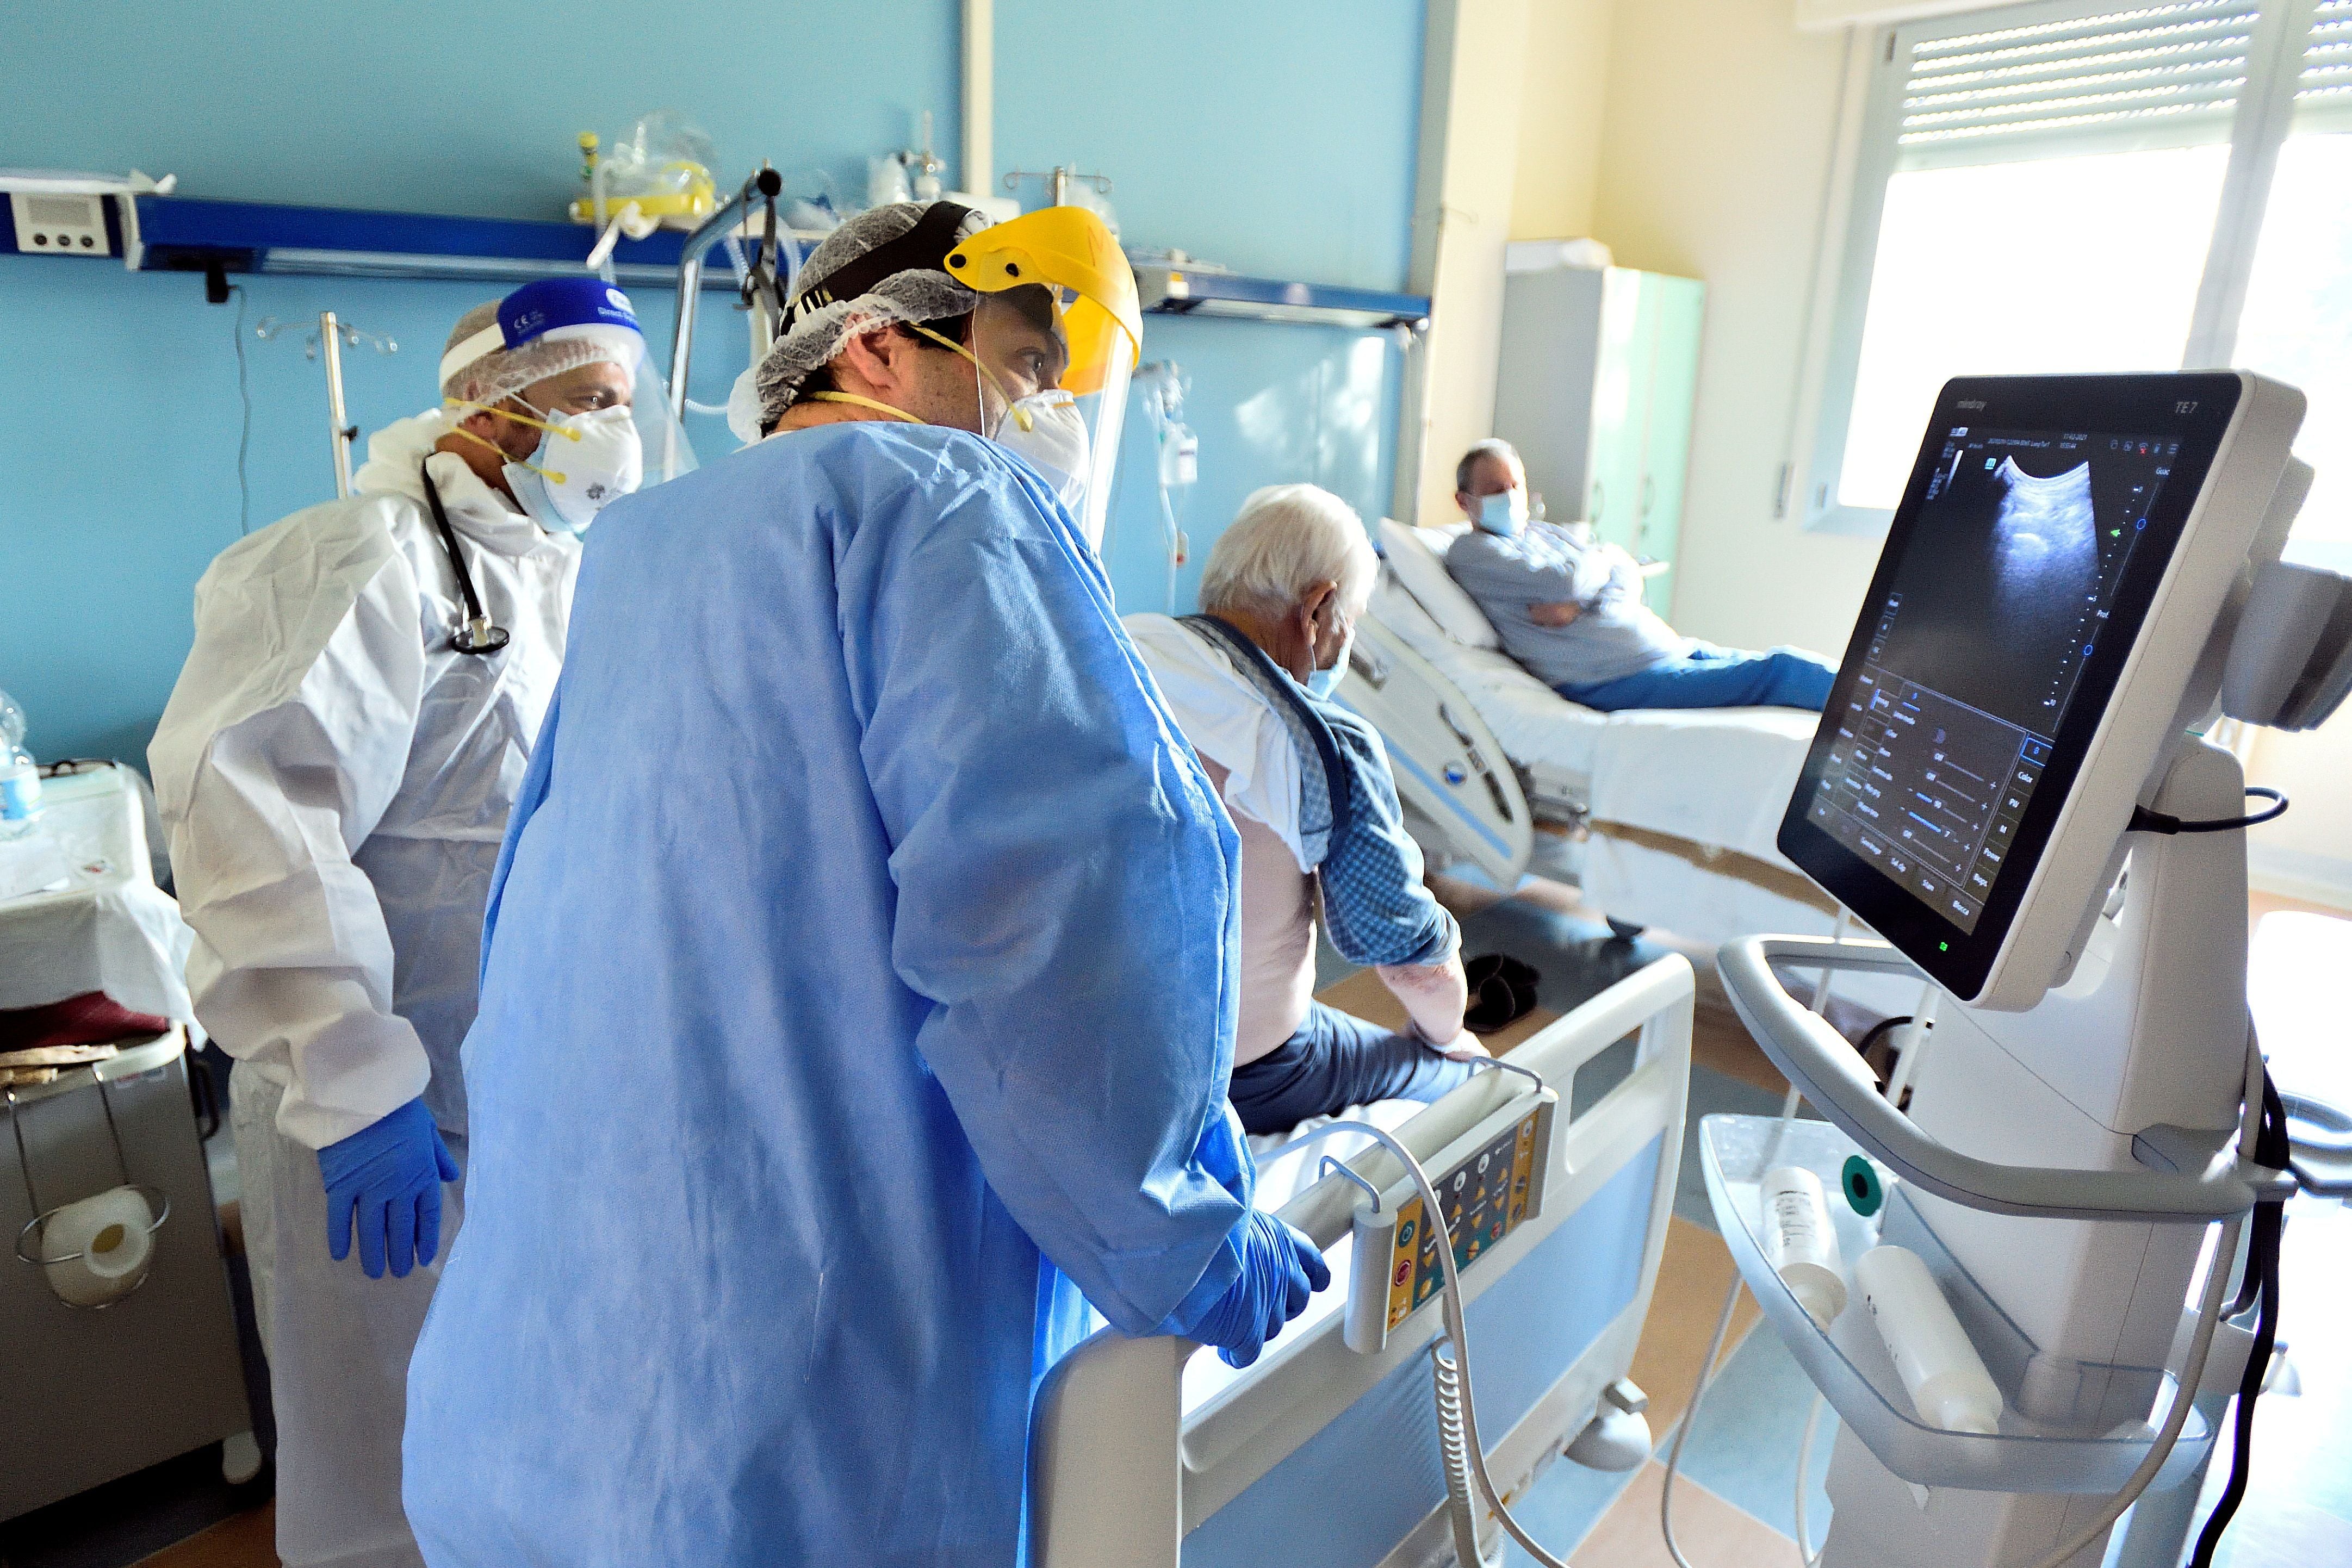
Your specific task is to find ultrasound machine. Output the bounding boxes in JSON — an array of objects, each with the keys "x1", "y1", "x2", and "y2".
[{"x1": 1714, "y1": 371, "x2": 2351, "y2": 1568}]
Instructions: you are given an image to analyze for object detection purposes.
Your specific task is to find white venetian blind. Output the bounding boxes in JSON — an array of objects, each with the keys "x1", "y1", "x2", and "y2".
[
  {"x1": 1895, "y1": 2, "x2": 2259, "y2": 163},
  {"x1": 2297, "y1": 0, "x2": 2352, "y2": 121}
]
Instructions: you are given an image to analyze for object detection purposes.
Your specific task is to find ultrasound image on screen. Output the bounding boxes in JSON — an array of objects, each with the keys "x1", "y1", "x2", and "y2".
[
  {"x1": 1798, "y1": 426, "x2": 2179, "y2": 932},
  {"x1": 1873, "y1": 432, "x2": 2172, "y2": 734}
]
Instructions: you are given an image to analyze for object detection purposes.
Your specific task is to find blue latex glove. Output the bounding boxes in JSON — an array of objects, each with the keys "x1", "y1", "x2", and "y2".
[
  {"x1": 1178, "y1": 1212, "x2": 1331, "y2": 1368},
  {"x1": 317, "y1": 1097, "x2": 459, "y2": 1279}
]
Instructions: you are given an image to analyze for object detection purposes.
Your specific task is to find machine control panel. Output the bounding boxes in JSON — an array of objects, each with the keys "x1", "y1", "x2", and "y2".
[
  {"x1": 6, "y1": 192, "x2": 113, "y2": 256},
  {"x1": 1343, "y1": 1090, "x2": 1557, "y2": 1354}
]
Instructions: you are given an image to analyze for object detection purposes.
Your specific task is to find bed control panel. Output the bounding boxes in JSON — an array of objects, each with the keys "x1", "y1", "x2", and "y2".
[{"x1": 1343, "y1": 1088, "x2": 1559, "y2": 1353}]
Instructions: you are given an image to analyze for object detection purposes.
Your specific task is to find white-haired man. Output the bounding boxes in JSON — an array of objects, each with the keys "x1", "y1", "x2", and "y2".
[
  {"x1": 1129, "y1": 484, "x2": 1487, "y2": 1136},
  {"x1": 150, "y1": 277, "x2": 655, "y2": 1568}
]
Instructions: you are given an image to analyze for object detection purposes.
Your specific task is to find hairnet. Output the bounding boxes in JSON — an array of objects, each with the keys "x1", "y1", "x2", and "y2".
[
  {"x1": 739, "y1": 202, "x2": 990, "y2": 439},
  {"x1": 440, "y1": 300, "x2": 640, "y2": 406}
]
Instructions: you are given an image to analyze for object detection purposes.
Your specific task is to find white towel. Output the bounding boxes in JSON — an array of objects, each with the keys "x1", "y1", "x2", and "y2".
[{"x1": 1125, "y1": 613, "x2": 1314, "y2": 872}]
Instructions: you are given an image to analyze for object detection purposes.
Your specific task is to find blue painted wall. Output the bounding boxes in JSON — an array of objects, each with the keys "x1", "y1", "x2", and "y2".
[
  {"x1": 0, "y1": 0, "x2": 1423, "y2": 761},
  {"x1": 998, "y1": 0, "x2": 1424, "y2": 616}
]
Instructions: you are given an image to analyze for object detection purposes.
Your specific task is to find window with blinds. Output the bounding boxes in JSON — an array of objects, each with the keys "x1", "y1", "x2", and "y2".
[
  {"x1": 2294, "y1": 0, "x2": 2352, "y2": 128},
  {"x1": 1801, "y1": 0, "x2": 2352, "y2": 532},
  {"x1": 1895, "y1": 2, "x2": 2260, "y2": 166}
]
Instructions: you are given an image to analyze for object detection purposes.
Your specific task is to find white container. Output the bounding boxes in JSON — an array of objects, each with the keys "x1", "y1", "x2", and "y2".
[
  {"x1": 1855, "y1": 1245, "x2": 2004, "y2": 1435},
  {"x1": 38, "y1": 1184, "x2": 156, "y2": 1307},
  {"x1": 1760, "y1": 1165, "x2": 1848, "y2": 1329}
]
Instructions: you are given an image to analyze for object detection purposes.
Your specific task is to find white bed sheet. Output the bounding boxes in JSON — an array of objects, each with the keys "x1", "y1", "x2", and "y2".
[
  {"x1": 1583, "y1": 830, "x2": 1928, "y2": 1017},
  {"x1": 1370, "y1": 575, "x2": 1608, "y2": 779},
  {"x1": 1367, "y1": 572, "x2": 1821, "y2": 867},
  {"x1": 1588, "y1": 707, "x2": 1819, "y2": 870}
]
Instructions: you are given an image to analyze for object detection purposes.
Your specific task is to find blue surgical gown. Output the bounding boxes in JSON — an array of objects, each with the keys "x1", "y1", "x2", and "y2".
[{"x1": 402, "y1": 423, "x2": 1250, "y2": 1567}]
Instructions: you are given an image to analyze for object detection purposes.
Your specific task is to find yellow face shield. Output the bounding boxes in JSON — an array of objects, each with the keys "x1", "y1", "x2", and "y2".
[
  {"x1": 946, "y1": 206, "x2": 1143, "y2": 551},
  {"x1": 944, "y1": 206, "x2": 1141, "y2": 400}
]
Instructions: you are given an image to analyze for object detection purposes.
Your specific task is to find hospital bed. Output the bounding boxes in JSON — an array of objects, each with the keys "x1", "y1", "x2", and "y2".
[
  {"x1": 1350, "y1": 519, "x2": 1853, "y2": 957},
  {"x1": 1029, "y1": 952, "x2": 1693, "y2": 1568}
]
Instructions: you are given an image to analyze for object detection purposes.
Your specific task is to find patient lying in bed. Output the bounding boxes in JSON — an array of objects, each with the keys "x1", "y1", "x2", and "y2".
[
  {"x1": 1445, "y1": 439, "x2": 1835, "y2": 712},
  {"x1": 1130, "y1": 484, "x2": 1487, "y2": 1137}
]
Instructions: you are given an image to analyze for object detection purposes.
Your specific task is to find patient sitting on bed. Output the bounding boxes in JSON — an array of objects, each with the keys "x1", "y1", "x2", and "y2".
[
  {"x1": 1128, "y1": 484, "x2": 1489, "y2": 1136},
  {"x1": 1444, "y1": 438, "x2": 1835, "y2": 712}
]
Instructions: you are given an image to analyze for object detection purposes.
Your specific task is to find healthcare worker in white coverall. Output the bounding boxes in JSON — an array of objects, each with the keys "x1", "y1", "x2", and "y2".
[{"x1": 150, "y1": 277, "x2": 680, "y2": 1568}]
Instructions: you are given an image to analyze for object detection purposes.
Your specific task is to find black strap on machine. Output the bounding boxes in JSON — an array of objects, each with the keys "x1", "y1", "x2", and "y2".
[
  {"x1": 1181, "y1": 614, "x2": 1353, "y2": 857},
  {"x1": 777, "y1": 200, "x2": 976, "y2": 336},
  {"x1": 420, "y1": 464, "x2": 509, "y2": 656},
  {"x1": 2188, "y1": 1063, "x2": 2291, "y2": 1567},
  {"x1": 2128, "y1": 785, "x2": 2289, "y2": 836}
]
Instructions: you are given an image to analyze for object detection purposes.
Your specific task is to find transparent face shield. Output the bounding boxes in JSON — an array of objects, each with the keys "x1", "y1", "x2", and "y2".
[
  {"x1": 969, "y1": 288, "x2": 1134, "y2": 549},
  {"x1": 629, "y1": 352, "x2": 698, "y2": 486}
]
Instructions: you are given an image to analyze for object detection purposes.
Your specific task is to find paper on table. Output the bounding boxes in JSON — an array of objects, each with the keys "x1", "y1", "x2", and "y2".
[{"x1": 0, "y1": 831, "x2": 71, "y2": 902}]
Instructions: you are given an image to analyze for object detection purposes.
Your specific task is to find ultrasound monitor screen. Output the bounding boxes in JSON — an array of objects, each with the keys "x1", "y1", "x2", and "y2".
[
  {"x1": 1777, "y1": 375, "x2": 2242, "y2": 996},
  {"x1": 1801, "y1": 430, "x2": 2175, "y2": 934}
]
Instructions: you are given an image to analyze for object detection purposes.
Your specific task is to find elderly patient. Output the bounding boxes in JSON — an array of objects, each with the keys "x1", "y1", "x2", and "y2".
[
  {"x1": 1130, "y1": 485, "x2": 1489, "y2": 1136},
  {"x1": 1445, "y1": 438, "x2": 1835, "y2": 712}
]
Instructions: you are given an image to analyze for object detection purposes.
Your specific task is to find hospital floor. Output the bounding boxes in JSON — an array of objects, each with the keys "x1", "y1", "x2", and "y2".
[{"x1": 10, "y1": 893, "x2": 2347, "y2": 1568}]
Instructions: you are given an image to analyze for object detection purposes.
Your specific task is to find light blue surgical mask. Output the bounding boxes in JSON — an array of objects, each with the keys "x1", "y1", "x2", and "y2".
[
  {"x1": 1306, "y1": 626, "x2": 1354, "y2": 701},
  {"x1": 1476, "y1": 489, "x2": 1527, "y2": 537}
]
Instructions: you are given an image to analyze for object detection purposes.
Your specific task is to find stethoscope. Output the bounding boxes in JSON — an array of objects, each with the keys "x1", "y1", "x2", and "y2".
[{"x1": 420, "y1": 463, "x2": 510, "y2": 656}]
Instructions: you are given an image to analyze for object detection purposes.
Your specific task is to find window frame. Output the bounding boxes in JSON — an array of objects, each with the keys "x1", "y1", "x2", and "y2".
[{"x1": 1790, "y1": 0, "x2": 2323, "y2": 537}]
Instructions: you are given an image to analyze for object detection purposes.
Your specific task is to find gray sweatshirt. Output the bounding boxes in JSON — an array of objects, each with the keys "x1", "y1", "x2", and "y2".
[{"x1": 1444, "y1": 522, "x2": 1686, "y2": 687}]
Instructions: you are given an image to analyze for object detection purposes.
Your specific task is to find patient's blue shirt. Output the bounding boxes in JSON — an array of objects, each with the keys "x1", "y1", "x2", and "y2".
[{"x1": 1446, "y1": 521, "x2": 1686, "y2": 686}]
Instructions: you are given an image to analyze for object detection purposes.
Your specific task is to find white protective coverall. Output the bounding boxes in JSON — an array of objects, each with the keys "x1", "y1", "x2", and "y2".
[{"x1": 149, "y1": 408, "x2": 578, "y2": 1568}]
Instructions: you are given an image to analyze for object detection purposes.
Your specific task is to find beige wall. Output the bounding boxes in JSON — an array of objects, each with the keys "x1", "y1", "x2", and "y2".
[
  {"x1": 2245, "y1": 724, "x2": 2352, "y2": 901},
  {"x1": 1585, "y1": 0, "x2": 1882, "y2": 655},
  {"x1": 1399, "y1": 0, "x2": 1615, "y2": 528},
  {"x1": 1512, "y1": 0, "x2": 1615, "y2": 242},
  {"x1": 1395, "y1": 0, "x2": 1531, "y2": 528}
]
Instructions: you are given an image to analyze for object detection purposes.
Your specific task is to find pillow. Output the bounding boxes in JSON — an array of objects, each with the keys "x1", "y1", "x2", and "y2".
[
  {"x1": 1369, "y1": 566, "x2": 1455, "y2": 660},
  {"x1": 1377, "y1": 518, "x2": 1501, "y2": 649}
]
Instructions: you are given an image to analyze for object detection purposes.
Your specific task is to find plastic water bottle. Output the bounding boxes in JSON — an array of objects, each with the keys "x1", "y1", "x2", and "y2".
[{"x1": 0, "y1": 689, "x2": 42, "y2": 841}]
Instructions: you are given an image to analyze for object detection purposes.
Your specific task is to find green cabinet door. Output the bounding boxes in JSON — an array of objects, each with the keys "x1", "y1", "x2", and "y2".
[
  {"x1": 1581, "y1": 269, "x2": 1649, "y2": 550},
  {"x1": 1634, "y1": 273, "x2": 1705, "y2": 616}
]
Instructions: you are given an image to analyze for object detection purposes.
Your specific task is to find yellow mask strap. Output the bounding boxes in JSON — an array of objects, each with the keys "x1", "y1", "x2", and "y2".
[
  {"x1": 805, "y1": 391, "x2": 922, "y2": 424},
  {"x1": 445, "y1": 399, "x2": 584, "y2": 443},
  {"x1": 909, "y1": 325, "x2": 1032, "y2": 433},
  {"x1": 442, "y1": 421, "x2": 567, "y2": 486}
]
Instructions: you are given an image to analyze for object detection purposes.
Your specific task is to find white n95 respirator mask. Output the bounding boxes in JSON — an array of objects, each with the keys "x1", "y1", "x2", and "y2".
[
  {"x1": 995, "y1": 390, "x2": 1091, "y2": 517},
  {"x1": 504, "y1": 405, "x2": 644, "y2": 537}
]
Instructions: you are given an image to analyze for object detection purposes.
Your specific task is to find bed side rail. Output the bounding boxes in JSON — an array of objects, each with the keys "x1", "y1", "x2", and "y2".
[{"x1": 1029, "y1": 955, "x2": 1696, "y2": 1568}]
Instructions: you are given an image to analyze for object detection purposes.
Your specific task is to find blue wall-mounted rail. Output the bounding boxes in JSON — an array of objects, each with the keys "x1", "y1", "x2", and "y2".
[
  {"x1": 9, "y1": 195, "x2": 1432, "y2": 326},
  {"x1": 1132, "y1": 262, "x2": 1428, "y2": 331},
  {"x1": 119, "y1": 195, "x2": 766, "y2": 291}
]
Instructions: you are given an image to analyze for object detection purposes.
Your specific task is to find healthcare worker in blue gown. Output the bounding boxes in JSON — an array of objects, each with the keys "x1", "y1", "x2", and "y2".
[{"x1": 403, "y1": 201, "x2": 1329, "y2": 1567}]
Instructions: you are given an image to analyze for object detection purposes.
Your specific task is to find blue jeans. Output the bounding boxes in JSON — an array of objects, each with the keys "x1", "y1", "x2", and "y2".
[
  {"x1": 1556, "y1": 642, "x2": 1835, "y2": 712},
  {"x1": 1226, "y1": 1001, "x2": 1474, "y2": 1136}
]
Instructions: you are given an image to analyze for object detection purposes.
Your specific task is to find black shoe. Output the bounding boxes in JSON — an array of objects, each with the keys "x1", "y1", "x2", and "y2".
[{"x1": 1461, "y1": 953, "x2": 1541, "y2": 1034}]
